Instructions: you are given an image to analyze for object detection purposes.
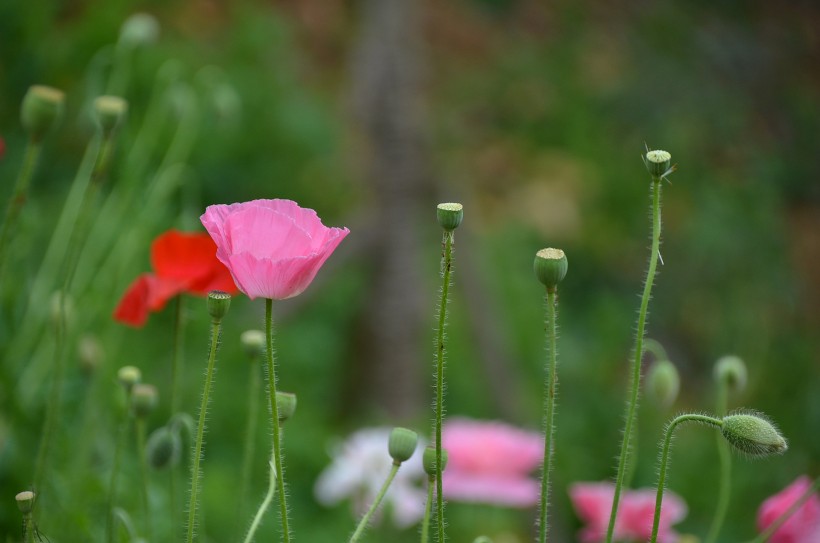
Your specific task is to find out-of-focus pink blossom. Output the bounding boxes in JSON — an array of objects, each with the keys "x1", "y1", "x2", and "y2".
[
  {"x1": 201, "y1": 199, "x2": 349, "y2": 300},
  {"x1": 757, "y1": 476, "x2": 820, "y2": 543},
  {"x1": 569, "y1": 482, "x2": 687, "y2": 543},
  {"x1": 441, "y1": 418, "x2": 543, "y2": 507},
  {"x1": 314, "y1": 428, "x2": 426, "y2": 528}
]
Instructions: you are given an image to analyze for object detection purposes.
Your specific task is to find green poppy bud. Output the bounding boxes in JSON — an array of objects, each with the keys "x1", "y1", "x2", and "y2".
[
  {"x1": 422, "y1": 445, "x2": 448, "y2": 477},
  {"x1": 276, "y1": 392, "x2": 297, "y2": 424},
  {"x1": 721, "y1": 411, "x2": 787, "y2": 457},
  {"x1": 146, "y1": 425, "x2": 182, "y2": 470},
  {"x1": 388, "y1": 427, "x2": 418, "y2": 464},
  {"x1": 118, "y1": 13, "x2": 160, "y2": 48},
  {"x1": 21, "y1": 85, "x2": 64, "y2": 142},
  {"x1": 131, "y1": 384, "x2": 158, "y2": 418},
  {"x1": 240, "y1": 330, "x2": 266, "y2": 359},
  {"x1": 436, "y1": 203, "x2": 464, "y2": 231},
  {"x1": 646, "y1": 360, "x2": 680, "y2": 408},
  {"x1": 15, "y1": 491, "x2": 35, "y2": 514},
  {"x1": 714, "y1": 355, "x2": 747, "y2": 393},
  {"x1": 117, "y1": 366, "x2": 142, "y2": 394},
  {"x1": 207, "y1": 290, "x2": 231, "y2": 323},
  {"x1": 644, "y1": 150, "x2": 672, "y2": 178},
  {"x1": 94, "y1": 96, "x2": 128, "y2": 137},
  {"x1": 534, "y1": 248, "x2": 568, "y2": 290}
]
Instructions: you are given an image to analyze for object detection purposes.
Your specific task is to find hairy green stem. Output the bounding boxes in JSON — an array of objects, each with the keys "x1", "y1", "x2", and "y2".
[
  {"x1": 0, "y1": 140, "x2": 41, "y2": 282},
  {"x1": 435, "y1": 230, "x2": 454, "y2": 543},
  {"x1": 746, "y1": 476, "x2": 820, "y2": 543},
  {"x1": 421, "y1": 476, "x2": 435, "y2": 543},
  {"x1": 538, "y1": 288, "x2": 559, "y2": 543},
  {"x1": 243, "y1": 459, "x2": 277, "y2": 543},
  {"x1": 186, "y1": 320, "x2": 222, "y2": 543},
  {"x1": 705, "y1": 381, "x2": 731, "y2": 543},
  {"x1": 136, "y1": 418, "x2": 152, "y2": 540},
  {"x1": 349, "y1": 463, "x2": 401, "y2": 543},
  {"x1": 169, "y1": 295, "x2": 184, "y2": 532},
  {"x1": 106, "y1": 408, "x2": 130, "y2": 543},
  {"x1": 238, "y1": 353, "x2": 262, "y2": 524},
  {"x1": 22, "y1": 512, "x2": 34, "y2": 543},
  {"x1": 605, "y1": 178, "x2": 663, "y2": 543},
  {"x1": 650, "y1": 414, "x2": 723, "y2": 543}
]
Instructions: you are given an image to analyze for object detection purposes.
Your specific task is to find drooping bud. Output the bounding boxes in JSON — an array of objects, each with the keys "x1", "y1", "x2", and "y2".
[
  {"x1": 207, "y1": 290, "x2": 231, "y2": 323},
  {"x1": 118, "y1": 13, "x2": 160, "y2": 48},
  {"x1": 131, "y1": 384, "x2": 158, "y2": 418},
  {"x1": 21, "y1": 85, "x2": 65, "y2": 142},
  {"x1": 534, "y1": 248, "x2": 568, "y2": 291},
  {"x1": 388, "y1": 427, "x2": 418, "y2": 464},
  {"x1": 436, "y1": 203, "x2": 464, "y2": 231},
  {"x1": 644, "y1": 149, "x2": 672, "y2": 178},
  {"x1": 240, "y1": 330, "x2": 266, "y2": 359},
  {"x1": 146, "y1": 425, "x2": 182, "y2": 470},
  {"x1": 94, "y1": 96, "x2": 128, "y2": 138},
  {"x1": 77, "y1": 335, "x2": 104, "y2": 376},
  {"x1": 15, "y1": 491, "x2": 35, "y2": 514},
  {"x1": 721, "y1": 411, "x2": 787, "y2": 457},
  {"x1": 714, "y1": 355, "x2": 748, "y2": 393},
  {"x1": 646, "y1": 359, "x2": 680, "y2": 408},
  {"x1": 117, "y1": 366, "x2": 142, "y2": 393},
  {"x1": 422, "y1": 445, "x2": 448, "y2": 477},
  {"x1": 276, "y1": 392, "x2": 297, "y2": 424}
]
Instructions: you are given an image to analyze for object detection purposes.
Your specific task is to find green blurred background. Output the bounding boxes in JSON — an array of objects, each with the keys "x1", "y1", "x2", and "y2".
[{"x1": 1, "y1": 0, "x2": 818, "y2": 541}]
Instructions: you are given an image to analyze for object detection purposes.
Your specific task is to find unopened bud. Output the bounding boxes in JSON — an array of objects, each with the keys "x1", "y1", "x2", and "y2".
[
  {"x1": 422, "y1": 446, "x2": 448, "y2": 476},
  {"x1": 534, "y1": 248, "x2": 568, "y2": 290},
  {"x1": 240, "y1": 330, "x2": 266, "y2": 359},
  {"x1": 436, "y1": 203, "x2": 464, "y2": 231},
  {"x1": 77, "y1": 335, "x2": 104, "y2": 376},
  {"x1": 388, "y1": 427, "x2": 418, "y2": 464},
  {"x1": 473, "y1": 538, "x2": 494, "y2": 543},
  {"x1": 646, "y1": 360, "x2": 680, "y2": 408},
  {"x1": 131, "y1": 384, "x2": 158, "y2": 418},
  {"x1": 276, "y1": 392, "x2": 297, "y2": 424},
  {"x1": 146, "y1": 426, "x2": 182, "y2": 470},
  {"x1": 207, "y1": 290, "x2": 231, "y2": 323},
  {"x1": 119, "y1": 13, "x2": 160, "y2": 48},
  {"x1": 94, "y1": 96, "x2": 128, "y2": 137},
  {"x1": 721, "y1": 411, "x2": 787, "y2": 457},
  {"x1": 21, "y1": 85, "x2": 64, "y2": 142},
  {"x1": 644, "y1": 150, "x2": 672, "y2": 178},
  {"x1": 714, "y1": 355, "x2": 747, "y2": 393},
  {"x1": 117, "y1": 366, "x2": 142, "y2": 393},
  {"x1": 15, "y1": 491, "x2": 35, "y2": 514}
]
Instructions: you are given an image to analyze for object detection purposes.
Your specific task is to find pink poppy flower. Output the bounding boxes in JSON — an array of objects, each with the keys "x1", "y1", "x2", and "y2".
[
  {"x1": 200, "y1": 199, "x2": 349, "y2": 300},
  {"x1": 757, "y1": 476, "x2": 820, "y2": 543},
  {"x1": 569, "y1": 482, "x2": 687, "y2": 543},
  {"x1": 441, "y1": 418, "x2": 543, "y2": 507}
]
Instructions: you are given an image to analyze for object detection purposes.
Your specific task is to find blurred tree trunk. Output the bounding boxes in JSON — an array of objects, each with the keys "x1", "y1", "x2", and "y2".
[{"x1": 347, "y1": 0, "x2": 430, "y2": 420}]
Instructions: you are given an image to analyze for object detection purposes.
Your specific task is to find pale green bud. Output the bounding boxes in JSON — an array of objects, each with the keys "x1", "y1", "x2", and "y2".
[
  {"x1": 714, "y1": 355, "x2": 747, "y2": 393},
  {"x1": 436, "y1": 203, "x2": 464, "y2": 231},
  {"x1": 131, "y1": 384, "x2": 158, "y2": 418},
  {"x1": 94, "y1": 96, "x2": 128, "y2": 137},
  {"x1": 721, "y1": 411, "x2": 787, "y2": 457},
  {"x1": 422, "y1": 445, "x2": 448, "y2": 476},
  {"x1": 388, "y1": 427, "x2": 418, "y2": 464},
  {"x1": 240, "y1": 330, "x2": 266, "y2": 359},
  {"x1": 21, "y1": 85, "x2": 64, "y2": 142},
  {"x1": 276, "y1": 392, "x2": 297, "y2": 424},
  {"x1": 207, "y1": 290, "x2": 231, "y2": 323},
  {"x1": 646, "y1": 360, "x2": 680, "y2": 408},
  {"x1": 644, "y1": 149, "x2": 672, "y2": 178},
  {"x1": 534, "y1": 248, "x2": 568, "y2": 290},
  {"x1": 117, "y1": 366, "x2": 142, "y2": 393},
  {"x1": 15, "y1": 491, "x2": 35, "y2": 514}
]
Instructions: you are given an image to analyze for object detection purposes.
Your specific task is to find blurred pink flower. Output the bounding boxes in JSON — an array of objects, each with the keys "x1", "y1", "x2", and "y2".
[
  {"x1": 569, "y1": 482, "x2": 687, "y2": 543},
  {"x1": 757, "y1": 476, "x2": 820, "y2": 543},
  {"x1": 314, "y1": 428, "x2": 426, "y2": 528},
  {"x1": 441, "y1": 418, "x2": 543, "y2": 507},
  {"x1": 200, "y1": 199, "x2": 349, "y2": 300}
]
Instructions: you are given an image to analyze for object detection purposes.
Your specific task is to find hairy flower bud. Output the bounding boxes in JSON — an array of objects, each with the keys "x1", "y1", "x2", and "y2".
[
  {"x1": 117, "y1": 366, "x2": 142, "y2": 393},
  {"x1": 276, "y1": 392, "x2": 297, "y2": 424},
  {"x1": 21, "y1": 85, "x2": 64, "y2": 142},
  {"x1": 388, "y1": 427, "x2": 418, "y2": 464},
  {"x1": 644, "y1": 150, "x2": 672, "y2": 178},
  {"x1": 422, "y1": 445, "x2": 448, "y2": 477},
  {"x1": 721, "y1": 411, "x2": 787, "y2": 457},
  {"x1": 534, "y1": 248, "x2": 568, "y2": 290},
  {"x1": 646, "y1": 359, "x2": 680, "y2": 408},
  {"x1": 207, "y1": 290, "x2": 231, "y2": 323},
  {"x1": 436, "y1": 203, "x2": 464, "y2": 231},
  {"x1": 714, "y1": 355, "x2": 747, "y2": 393},
  {"x1": 146, "y1": 425, "x2": 182, "y2": 470}
]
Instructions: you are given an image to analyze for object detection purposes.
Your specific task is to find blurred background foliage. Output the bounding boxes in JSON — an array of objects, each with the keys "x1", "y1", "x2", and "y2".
[{"x1": 1, "y1": 0, "x2": 818, "y2": 541}]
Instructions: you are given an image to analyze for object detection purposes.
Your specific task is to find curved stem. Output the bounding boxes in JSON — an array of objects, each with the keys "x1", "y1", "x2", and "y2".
[
  {"x1": 264, "y1": 298, "x2": 291, "y2": 543},
  {"x1": 243, "y1": 459, "x2": 277, "y2": 543},
  {"x1": 238, "y1": 353, "x2": 261, "y2": 524},
  {"x1": 538, "y1": 287, "x2": 559, "y2": 543},
  {"x1": 605, "y1": 179, "x2": 663, "y2": 543},
  {"x1": 186, "y1": 320, "x2": 222, "y2": 543},
  {"x1": 421, "y1": 476, "x2": 434, "y2": 543},
  {"x1": 650, "y1": 414, "x2": 723, "y2": 543},
  {"x1": 0, "y1": 140, "x2": 41, "y2": 282},
  {"x1": 642, "y1": 338, "x2": 669, "y2": 362},
  {"x1": 435, "y1": 230, "x2": 454, "y2": 543},
  {"x1": 349, "y1": 463, "x2": 401, "y2": 543},
  {"x1": 705, "y1": 382, "x2": 731, "y2": 543},
  {"x1": 747, "y1": 476, "x2": 820, "y2": 543},
  {"x1": 136, "y1": 419, "x2": 152, "y2": 540},
  {"x1": 106, "y1": 408, "x2": 130, "y2": 543}
]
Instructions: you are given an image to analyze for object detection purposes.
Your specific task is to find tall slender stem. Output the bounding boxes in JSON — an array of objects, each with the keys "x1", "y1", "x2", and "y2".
[
  {"x1": 605, "y1": 179, "x2": 663, "y2": 543},
  {"x1": 435, "y1": 230, "x2": 454, "y2": 543},
  {"x1": 106, "y1": 410, "x2": 130, "y2": 543},
  {"x1": 243, "y1": 458, "x2": 277, "y2": 543},
  {"x1": 136, "y1": 418, "x2": 152, "y2": 540},
  {"x1": 349, "y1": 463, "x2": 401, "y2": 543},
  {"x1": 705, "y1": 381, "x2": 731, "y2": 543},
  {"x1": 538, "y1": 288, "x2": 559, "y2": 543},
  {"x1": 650, "y1": 414, "x2": 723, "y2": 543},
  {"x1": 0, "y1": 140, "x2": 41, "y2": 281},
  {"x1": 186, "y1": 320, "x2": 222, "y2": 543},
  {"x1": 22, "y1": 511, "x2": 35, "y2": 543},
  {"x1": 265, "y1": 298, "x2": 291, "y2": 543},
  {"x1": 421, "y1": 476, "x2": 434, "y2": 543},
  {"x1": 239, "y1": 354, "x2": 261, "y2": 523}
]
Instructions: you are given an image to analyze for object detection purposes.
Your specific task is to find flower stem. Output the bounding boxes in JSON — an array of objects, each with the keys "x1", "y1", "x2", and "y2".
[
  {"x1": 0, "y1": 140, "x2": 41, "y2": 282},
  {"x1": 421, "y1": 476, "x2": 434, "y2": 543},
  {"x1": 704, "y1": 381, "x2": 731, "y2": 543},
  {"x1": 22, "y1": 511, "x2": 35, "y2": 543},
  {"x1": 538, "y1": 287, "x2": 559, "y2": 543},
  {"x1": 435, "y1": 230, "x2": 454, "y2": 543},
  {"x1": 186, "y1": 320, "x2": 222, "y2": 543},
  {"x1": 106, "y1": 408, "x2": 130, "y2": 543},
  {"x1": 746, "y1": 476, "x2": 820, "y2": 543},
  {"x1": 243, "y1": 459, "x2": 277, "y2": 543},
  {"x1": 136, "y1": 418, "x2": 152, "y2": 540},
  {"x1": 650, "y1": 414, "x2": 723, "y2": 543},
  {"x1": 605, "y1": 178, "x2": 663, "y2": 543},
  {"x1": 238, "y1": 352, "x2": 261, "y2": 525},
  {"x1": 264, "y1": 298, "x2": 291, "y2": 543},
  {"x1": 349, "y1": 463, "x2": 401, "y2": 543},
  {"x1": 170, "y1": 295, "x2": 184, "y2": 531}
]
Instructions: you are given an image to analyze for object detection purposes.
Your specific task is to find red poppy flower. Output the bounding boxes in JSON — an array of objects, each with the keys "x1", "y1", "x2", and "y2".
[
  {"x1": 0, "y1": 136, "x2": 5, "y2": 159},
  {"x1": 113, "y1": 230, "x2": 238, "y2": 327}
]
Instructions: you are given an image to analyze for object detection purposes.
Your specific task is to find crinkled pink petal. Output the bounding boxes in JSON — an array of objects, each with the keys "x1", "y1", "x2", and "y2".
[
  {"x1": 442, "y1": 471, "x2": 540, "y2": 507},
  {"x1": 570, "y1": 483, "x2": 616, "y2": 542},
  {"x1": 758, "y1": 476, "x2": 820, "y2": 543},
  {"x1": 443, "y1": 418, "x2": 543, "y2": 476}
]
